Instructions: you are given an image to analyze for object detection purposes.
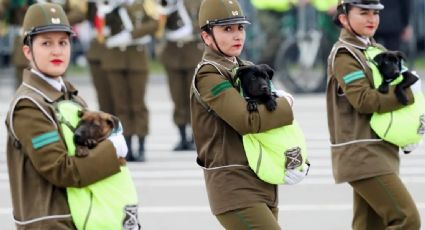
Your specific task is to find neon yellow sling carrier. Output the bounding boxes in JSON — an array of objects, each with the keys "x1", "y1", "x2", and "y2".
[
  {"x1": 55, "y1": 100, "x2": 139, "y2": 230},
  {"x1": 365, "y1": 46, "x2": 425, "y2": 148},
  {"x1": 238, "y1": 81, "x2": 309, "y2": 184}
]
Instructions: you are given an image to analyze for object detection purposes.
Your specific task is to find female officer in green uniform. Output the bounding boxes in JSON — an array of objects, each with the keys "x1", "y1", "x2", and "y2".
[
  {"x1": 327, "y1": 0, "x2": 421, "y2": 229},
  {"x1": 5, "y1": 3, "x2": 127, "y2": 229},
  {"x1": 191, "y1": 0, "x2": 308, "y2": 228}
]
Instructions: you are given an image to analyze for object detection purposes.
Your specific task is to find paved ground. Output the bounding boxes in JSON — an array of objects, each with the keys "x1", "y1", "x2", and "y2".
[{"x1": 0, "y1": 67, "x2": 424, "y2": 230}]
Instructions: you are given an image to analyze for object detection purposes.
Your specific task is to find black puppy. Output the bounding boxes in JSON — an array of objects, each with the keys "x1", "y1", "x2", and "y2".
[
  {"x1": 373, "y1": 50, "x2": 418, "y2": 105},
  {"x1": 235, "y1": 64, "x2": 277, "y2": 112}
]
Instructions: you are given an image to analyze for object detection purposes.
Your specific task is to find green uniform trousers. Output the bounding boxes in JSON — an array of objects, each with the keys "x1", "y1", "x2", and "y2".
[
  {"x1": 216, "y1": 203, "x2": 280, "y2": 230},
  {"x1": 164, "y1": 66, "x2": 193, "y2": 126},
  {"x1": 349, "y1": 173, "x2": 421, "y2": 230},
  {"x1": 106, "y1": 70, "x2": 149, "y2": 136},
  {"x1": 88, "y1": 60, "x2": 114, "y2": 114}
]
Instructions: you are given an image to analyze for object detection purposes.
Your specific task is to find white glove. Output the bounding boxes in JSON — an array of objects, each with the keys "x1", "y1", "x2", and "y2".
[
  {"x1": 275, "y1": 89, "x2": 294, "y2": 107},
  {"x1": 106, "y1": 30, "x2": 132, "y2": 48},
  {"x1": 402, "y1": 143, "x2": 419, "y2": 154},
  {"x1": 284, "y1": 164, "x2": 309, "y2": 185},
  {"x1": 108, "y1": 134, "x2": 128, "y2": 158}
]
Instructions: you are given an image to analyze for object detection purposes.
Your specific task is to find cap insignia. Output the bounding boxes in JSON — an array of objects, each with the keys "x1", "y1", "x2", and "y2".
[{"x1": 51, "y1": 18, "x2": 61, "y2": 24}]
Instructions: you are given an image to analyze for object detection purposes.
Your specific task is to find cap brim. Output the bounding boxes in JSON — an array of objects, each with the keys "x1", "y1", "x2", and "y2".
[
  {"x1": 215, "y1": 20, "x2": 251, "y2": 26},
  {"x1": 353, "y1": 3, "x2": 384, "y2": 10},
  {"x1": 30, "y1": 25, "x2": 74, "y2": 36},
  {"x1": 211, "y1": 17, "x2": 251, "y2": 26}
]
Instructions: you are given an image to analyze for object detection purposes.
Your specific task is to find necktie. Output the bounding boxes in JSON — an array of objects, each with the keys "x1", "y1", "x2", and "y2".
[{"x1": 61, "y1": 86, "x2": 69, "y2": 100}]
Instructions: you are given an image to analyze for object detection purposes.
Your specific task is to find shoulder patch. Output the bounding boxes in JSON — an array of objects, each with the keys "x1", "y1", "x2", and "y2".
[
  {"x1": 211, "y1": 81, "x2": 233, "y2": 96},
  {"x1": 32, "y1": 131, "x2": 60, "y2": 150},
  {"x1": 343, "y1": 70, "x2": 365, "y2": 85}
]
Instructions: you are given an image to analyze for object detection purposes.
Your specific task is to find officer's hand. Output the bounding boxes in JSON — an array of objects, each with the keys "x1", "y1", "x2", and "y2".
[
  {"x1": 284, "y1": 164, "x2": 309, "y2": 185},
  {"x1": 275, "y1": 89, "x2": 294, "y2": 107},
  {"x1": 107, "y1": 133, "x2": 128, "y2": 158},
  {"x1": 106, "y1": 30, "x2": 132, "y2": 48}
]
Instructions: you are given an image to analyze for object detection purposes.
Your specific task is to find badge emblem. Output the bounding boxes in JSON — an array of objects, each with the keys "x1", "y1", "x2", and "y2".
[
  {"x1": 418, "y1": 114, "x2": 425, "y2": 135},
  {"x1": 122, "y1": 205, "x2": 140, "y2": 230},
  {"x1": 284, "y1": 147, "x2": 302, "y2": 169}
]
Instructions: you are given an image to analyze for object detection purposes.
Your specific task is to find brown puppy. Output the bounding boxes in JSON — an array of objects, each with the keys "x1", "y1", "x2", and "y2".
[{"x1": 73, "y1": 110, "x2": 126, "y2": 164}]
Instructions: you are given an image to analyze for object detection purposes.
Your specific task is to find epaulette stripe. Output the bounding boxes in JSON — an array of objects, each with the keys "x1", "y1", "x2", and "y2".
[
  {"x1": 343, "y1": 71, "x2": 365, "y2": 84},
  {"x1": 32, "y1": 131, "x2": 60, "y2": 149},
  {"x1": 211, "y1": 81, "x2": 232, "y2": 96}
]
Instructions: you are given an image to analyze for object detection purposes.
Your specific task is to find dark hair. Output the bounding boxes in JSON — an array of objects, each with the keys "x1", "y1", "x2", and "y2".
[
  {"x1": 201, "y1": 25, "x2": 212, "y2": 34},
  {"x1": 333, "y1": 4, "x2": 353, "y2": 27}
]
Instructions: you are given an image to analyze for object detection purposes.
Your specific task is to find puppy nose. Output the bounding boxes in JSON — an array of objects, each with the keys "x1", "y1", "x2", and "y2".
[{"x1": 261, "y1": 85, "x2": 270, "y2": 92}]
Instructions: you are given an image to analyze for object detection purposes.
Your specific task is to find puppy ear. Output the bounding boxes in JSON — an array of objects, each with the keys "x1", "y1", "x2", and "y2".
[
  {"x1": 108, "y1": 115, "x2": 120, "y2": 130},
  {"x1": 77, "y1": 109, "x2": 86, "y2": 118},
  {"x1": 258, "y1": 64, "x2": 274, "y2": 80},
  {"x1": 395, "y1": 51, "x2": 407, "y2": 61},
  {"x1": 373, "y1": 53, "x2": 385, "y2": 66},
  {"x1": 234, "y1": 66, "x2": 250, "y2": 80}
]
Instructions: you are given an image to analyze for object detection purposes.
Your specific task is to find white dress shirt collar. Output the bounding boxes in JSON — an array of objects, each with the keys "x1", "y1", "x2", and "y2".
[{"x1": 30, "y1": 68, "x2": 66, "y2": 92}]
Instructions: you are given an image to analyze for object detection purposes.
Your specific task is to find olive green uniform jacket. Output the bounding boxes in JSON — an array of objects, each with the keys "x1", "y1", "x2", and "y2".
[
  {"x1": 101, "y1": 2, "x2": 159, "y2": 71},
  {"x1": 5, "y1": 70, "x2": 121, "y2": 229},
  {"x1": 326, "y1": 29, "x2": 414, "y2": 183},
  {"x1": 158, "y1": 0, "x2": 203, "y2": 69},
  {"x1": 191, "y1": 47, "x2": 294, "y2": 215}
]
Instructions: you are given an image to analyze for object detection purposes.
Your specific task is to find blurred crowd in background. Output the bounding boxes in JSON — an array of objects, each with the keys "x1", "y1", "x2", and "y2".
[{"x1": 1, "y1": 0, "x2": 424, "y2": 69}]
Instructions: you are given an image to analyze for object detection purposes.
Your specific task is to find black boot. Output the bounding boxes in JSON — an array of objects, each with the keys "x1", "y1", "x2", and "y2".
[
  {"x1": 173, "y1": 125, "x2": 195, "y2": 151},
  {"x1": 124, "y1": 136, "x2": 134, "y2": 162},
  {"x1": 134, "y1": 136, "x2": 146, "y2": 162}
]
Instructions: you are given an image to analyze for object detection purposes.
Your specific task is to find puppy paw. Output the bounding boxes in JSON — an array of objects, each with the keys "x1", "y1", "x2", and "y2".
[
  {"x1": 86, "y1": 139, "x2": 98, "y2": 149},
  {"x1": 247, "y1": 101, "x2": 258, "y2": 112},
  {"x1": 378, "y1": 84, "x2": 389, "y2": 94},
  {"x1": 265, "y1": 99, "x2": 277, "y2": 111},
  {"x1": 395, "y1": 84, "x2": 411, "y2": 105},
  {"x1": 395, "y1": 91, "x2": 409, "y2": 105},
  {"x1": 76, "y1": 146, "x2": 89, "y2": 157}
]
